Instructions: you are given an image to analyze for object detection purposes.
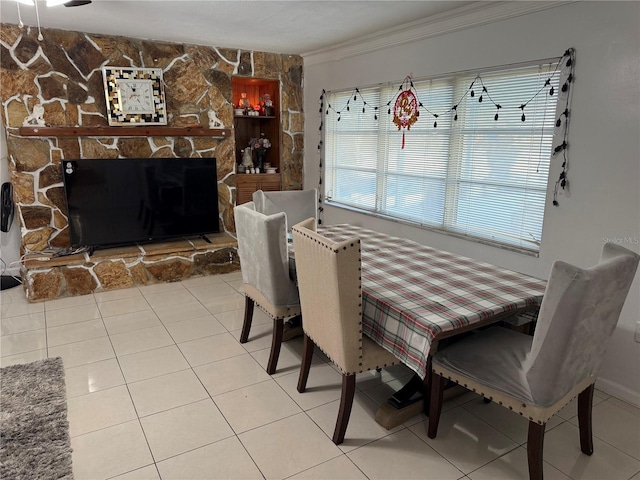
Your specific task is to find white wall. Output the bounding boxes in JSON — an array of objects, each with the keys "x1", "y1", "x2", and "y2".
[
  {"x1": 0, "y1": 118, "x2": 21, "y2": 277},
  {"x1": 303, "y1": 1, "x2": 640, "y2": 404}
]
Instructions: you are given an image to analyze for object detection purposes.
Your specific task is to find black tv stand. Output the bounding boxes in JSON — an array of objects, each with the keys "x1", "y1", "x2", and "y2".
[{"x1": 199, "y1": 234, "x2": 212, "y2": 244}]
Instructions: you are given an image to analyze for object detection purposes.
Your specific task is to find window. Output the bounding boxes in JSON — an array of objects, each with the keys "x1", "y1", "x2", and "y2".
[{"x1": 324, "y1": 61, "x2": 561, "y2": 253}]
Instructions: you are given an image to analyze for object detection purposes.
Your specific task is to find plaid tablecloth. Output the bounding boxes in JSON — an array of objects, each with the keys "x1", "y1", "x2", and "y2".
[{"x1": 304, "y1": 224, "x2": 547, "y2": 379}]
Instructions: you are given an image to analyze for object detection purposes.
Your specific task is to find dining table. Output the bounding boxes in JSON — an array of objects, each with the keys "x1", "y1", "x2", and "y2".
[{"x1": 296, "y1": 224, "x2": 547, "y2": 426}]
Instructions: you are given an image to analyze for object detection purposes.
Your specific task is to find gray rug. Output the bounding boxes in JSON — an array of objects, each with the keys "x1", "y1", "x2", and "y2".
[{"x1": 1, "y1": 357, "x2": 73, "y2": 480}]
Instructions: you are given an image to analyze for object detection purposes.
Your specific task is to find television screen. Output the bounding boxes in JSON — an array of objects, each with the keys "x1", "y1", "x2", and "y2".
[{"x1": 62, "y1": 157, "x2": 220, "y2": 249}]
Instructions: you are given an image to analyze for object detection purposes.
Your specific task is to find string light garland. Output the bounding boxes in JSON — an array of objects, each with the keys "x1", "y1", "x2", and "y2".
[{"x1": 316, "y1": 48, "x2": 576, "y2": 222}]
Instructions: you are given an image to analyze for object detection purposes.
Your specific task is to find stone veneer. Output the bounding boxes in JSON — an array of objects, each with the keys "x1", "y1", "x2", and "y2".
[{"x1": 0, "y1": 23, "x2": 304, "y2": 301}]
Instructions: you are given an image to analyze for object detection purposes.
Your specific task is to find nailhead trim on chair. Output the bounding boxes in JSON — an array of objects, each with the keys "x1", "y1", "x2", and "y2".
[
  {"x1": 246, "y1": 293, "x2": 300, "y2": 321},
  {"x1": 440, "y1": 372, "x2": 591, "y2": 425},
  {"x1": 294, "y1": 232, "x2": 393, "y2": 375}
]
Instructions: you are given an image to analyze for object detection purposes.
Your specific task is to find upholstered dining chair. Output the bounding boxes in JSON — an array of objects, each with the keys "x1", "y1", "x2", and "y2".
[
  {"x1": 253, "y1": 189, "x2": 318, "y2": 231},
  {"x1": 427, "y1": 243, "x2": 640, "y2": 480},
  {"x1": 234, "y1": 202, "x2": 301, "y2": 374},
  {"x1": 291, "y1": 218, "x2": 402, "y2": 445}
]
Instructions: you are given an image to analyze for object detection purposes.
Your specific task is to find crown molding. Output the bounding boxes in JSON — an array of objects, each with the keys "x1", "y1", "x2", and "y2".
[{"x1": 303, "y1": 1, "x2": 576, "y2": 66}]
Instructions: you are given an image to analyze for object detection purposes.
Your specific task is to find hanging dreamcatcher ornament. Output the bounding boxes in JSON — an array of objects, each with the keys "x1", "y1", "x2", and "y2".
[{"x1": 393, "y1": 77, "x2": 419, "y2": 149}]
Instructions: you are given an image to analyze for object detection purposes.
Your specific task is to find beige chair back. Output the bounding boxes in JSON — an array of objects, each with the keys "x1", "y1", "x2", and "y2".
[
  {"x1": 524, "y1": 243, "x2": 639, "y2": 405},
  {"x1": 234, "y1": 202, "x2": 299, "y2": 307},
  {"x1": 292, "y1": 218, "x2": 363, "y2": 373},
  {"x1": 253, "y1": 189, "x2": 318, "y2": 231}
]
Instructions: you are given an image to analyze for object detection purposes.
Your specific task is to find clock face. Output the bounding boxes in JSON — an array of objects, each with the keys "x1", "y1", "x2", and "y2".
[
  {"x1": 102, "y1": 67, "x2": 167, "y2": 126},
  {"x1": 118, "y1": 80, "x2": 155, "y2": 114}
]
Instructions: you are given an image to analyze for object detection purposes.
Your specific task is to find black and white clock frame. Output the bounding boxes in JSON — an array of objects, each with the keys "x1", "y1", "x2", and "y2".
[{"x1": 102, "y1": 66, "x2": 167, "y2": 126}]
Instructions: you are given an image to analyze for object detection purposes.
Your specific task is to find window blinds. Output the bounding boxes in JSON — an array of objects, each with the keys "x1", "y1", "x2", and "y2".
[{"x1": 324, "y1": 61, "x2": 561, "y2": 252}]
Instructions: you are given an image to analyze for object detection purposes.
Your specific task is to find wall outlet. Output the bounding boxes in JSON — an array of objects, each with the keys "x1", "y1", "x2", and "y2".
[{"x1": 635, "y1": 322, "x2": 640, "y2": 343}]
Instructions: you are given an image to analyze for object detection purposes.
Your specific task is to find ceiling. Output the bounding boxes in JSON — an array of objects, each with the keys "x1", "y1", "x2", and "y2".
[{"x1": 0, "y1": 0, "x2": 478, "y2": 56}]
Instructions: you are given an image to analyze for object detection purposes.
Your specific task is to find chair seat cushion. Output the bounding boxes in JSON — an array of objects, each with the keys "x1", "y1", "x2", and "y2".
[{"x1": 433, "y1": 327, "x2": 535, "y2": 404}]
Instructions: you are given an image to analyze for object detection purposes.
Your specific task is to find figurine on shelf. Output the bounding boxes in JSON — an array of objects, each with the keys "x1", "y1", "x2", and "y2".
[
  {"x1": 207, "y1": 109, "x2": 223, "y2": 128},
  {"x1": 239, "y1": 92, "x2": 251, "y2": 114},
  {"x1": 23, "y1": 103, "x2": 45, "y2": 126},
  {"x1": 252, "y1": 133, "x2": 271, "y2": 171},
  {"x1": 241, "y1": 147, "x2": 253, "y2": 171},
  {"x1": 261, "y1": 94, "x2": 273, "y2": 116}
]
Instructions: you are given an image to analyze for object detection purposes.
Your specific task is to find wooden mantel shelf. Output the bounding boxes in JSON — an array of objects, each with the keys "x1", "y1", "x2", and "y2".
[{"x1": 19, "y1": 126, "x2": 232, "y2": 138}]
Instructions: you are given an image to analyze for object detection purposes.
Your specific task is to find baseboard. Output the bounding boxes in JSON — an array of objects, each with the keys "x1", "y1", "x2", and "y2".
[{"x1": 596, "y1": 377, "x2": 640, "y2": 407}]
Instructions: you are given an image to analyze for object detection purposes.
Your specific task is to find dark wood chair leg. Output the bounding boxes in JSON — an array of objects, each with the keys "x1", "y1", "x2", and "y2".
[
  {"x1": 266, "y1": 318, "x2": 284, "y2": 375},
  {"x1": 527, "y1": 421, "x2": 545, "y2": 480},
  {"x1": 239, "y1": 296, "x2": 254, "y2": 343},
  {"x1": 297, "y1": 334, "x2": 314, "y2": 393},
  {"x1": 333, "y1": 374, "x2": 356, "y2": 445},
  {"x1": 428, "y1": 372, "x2": 445, "y2": 439},
  {"x1": 422, "y1": 356, "x2": 432, "y2": 415},
  {"x1": 578, "y1": 384, "x2": 595, "y2": 455}
]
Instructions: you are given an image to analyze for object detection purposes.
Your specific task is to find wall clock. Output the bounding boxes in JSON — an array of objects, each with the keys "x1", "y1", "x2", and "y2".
[{"x1": 102, "y1": 67, "x2": 167, "y2": 126}]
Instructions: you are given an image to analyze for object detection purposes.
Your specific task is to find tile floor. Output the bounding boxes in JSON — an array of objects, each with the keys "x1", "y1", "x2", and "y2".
[{"x1": 1, "y1": 271, "x2": 639, "y2": 480}]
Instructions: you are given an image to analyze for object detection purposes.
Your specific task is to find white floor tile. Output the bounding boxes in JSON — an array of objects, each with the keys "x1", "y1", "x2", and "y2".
[
  {"x1": 307, "y1": 391, "x2": 404, "y2": 453},
  {"x1": 188, "y1": 283, "x2": 238, "y2": 303},
  {"x1": 569, "y1": 398, "x2": 640, "y2": 459},
  {"x1": 239, "y1": 413, "x2": 343, "y2": 479},
  {"x1": 462, "y1": 396, "x2": 563, "y2": 444},
  {"x1": 93, "y1": 287, "x2": 142, "y2": 304},
  {"x1": 97, "y1": 297, "x2": 151, "y2": 318},
  {"x1": 411, "y1": 406, "x2": 518, "y2": 474},
  {"x1": 346, "y1": 429, "x2": 463, "y2": 480},
  {"x1": 0, "y1": 329, "x2": 46, "y2": 357},
  {"x1": 102, "y1": 310, "x2": 162, "y2": 336},
  {"x1": 213, "y1": 379, "x2": 302, "y2": 433},
  {"x1": 231, "y1": 320, "x2": 276, "y2": 352},
  {"x1": 48, "y1": 337, "x2": 115, "y2": 368},
  {"x1": 275, "y1": 363, "x2": 343, "y2": 411},
  {"x1": 194, "y1": 353, "x2": 271, "y2": 397},
  {"x1": 67, "y1": 385, "x2": 137, "y2": 437},
  {"x1": 28, "y1": 274, "x2": 640, "y2": 480},
  {"x1": 156, "y1": 436, "x2": 262, "y2": 480},
  {"x1": 118, "y1": 344, "x2": 190, "y2": 383},
  {"x1": 71, "y1": 420, "x2": 154, "y2": 480},
  {"x1": 45, "y1": 304, "x2": 101, "y2": 328},
  {"x1": 467, "y1": 446, "x2": 570, "y2": 480},
  {"x1": 65, "y1": 358, "x2": 125, "y2": 398},
  {"x1": 109, "y1": 325, "x2": 174, "y2": 356},
  {"x1": 215, "y1": 306, "x2": 271, "y2": 332},
  {"x1": 140, "y1": 399, "x2": 234, "y2": 461},
  {"x1": 110, "y1": 465, "x2": 160, "y2": 480},
  {"x1": 554, "y1": 388, "x2": 609, "y2": 421},
  {"x1": 163, "y1": 314, "x2": 226, "y2": 343},
  {"x1": 1, "y1": 312, "x2": 45, "y2": 336},
  {"x1": 44, "y1": 294, "x2": 96, "y2": 311},
  {"x1": 0, "y1": 349, "x2": 47, "y2": 367},
  {"x1": 289, "y1": 455, "x2": 367, "y2": 479},
  {"x1": 541, "y1": 422, "x2": 640, "y2": 480},
  {"x1": 1, "y1": 300, "x2": 44, "y2": 319},
  {"x1": 153, "y1": 301, "x2": 212, "y2": 324},
  {"x1": 250, "y1": 337, "x2": 324, "y2": 378},
  {"x1": 46, "y1": 318, "x2": 107, "y2": 347},
  {"x1": 139, "y1": 282, "x2": 187, "y2": 295},
  {"x1": 144, "y1": 289, "x2": 196, "y2": 309},
  {"x1": 178, "y1": 332, "x2": 246, "y2": 367},
  {"x1": 127, "y1": 369, "x2": 209, "y2": 417},
  {"x1": 201, "y1": 293, "x2": 245, "y2": 314}
]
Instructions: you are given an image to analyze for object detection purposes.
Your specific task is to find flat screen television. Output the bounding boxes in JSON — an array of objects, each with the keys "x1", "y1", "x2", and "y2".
[{"x1": 62, "y1": 157, "x2": 220, "y2": 249}]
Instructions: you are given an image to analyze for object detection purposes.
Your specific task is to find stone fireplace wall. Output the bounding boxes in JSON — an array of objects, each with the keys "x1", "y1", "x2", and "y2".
[{"x1": 0, "y1": 23, "x2": 304, "y2": 254}]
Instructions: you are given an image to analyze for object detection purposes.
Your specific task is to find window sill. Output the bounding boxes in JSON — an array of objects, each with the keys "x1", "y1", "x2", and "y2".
[{"x1": 324, "y1": 200, "x2": 540, "y2": 258}]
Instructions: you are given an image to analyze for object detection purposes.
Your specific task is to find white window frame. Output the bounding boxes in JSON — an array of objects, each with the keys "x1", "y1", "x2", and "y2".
[{"x1": 323, "y1": 58, "x2": 563, "y2": 255}]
